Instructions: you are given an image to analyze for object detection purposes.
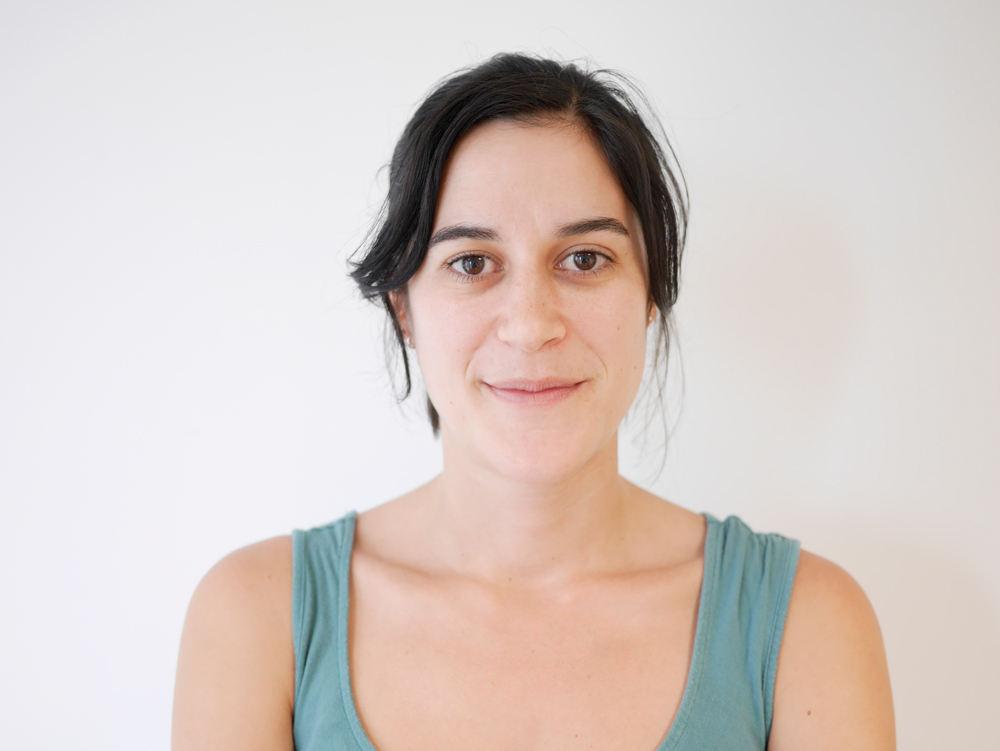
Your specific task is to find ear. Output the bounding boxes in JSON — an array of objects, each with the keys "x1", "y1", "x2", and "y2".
[
  {"x1": 388, "y1": 289, "x2": 412, "y2": 343},
  {"x1": 647, "y1": 302, "x2": 658, "y2": 328}
]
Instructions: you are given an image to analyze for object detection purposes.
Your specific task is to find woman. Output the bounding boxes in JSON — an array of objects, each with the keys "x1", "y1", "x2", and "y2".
[{"x1": 172, "y1": 54, "x2": 895, "y2": 750}]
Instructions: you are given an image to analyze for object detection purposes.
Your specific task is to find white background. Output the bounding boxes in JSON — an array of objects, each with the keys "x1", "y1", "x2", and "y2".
[{"x1": 1, "y1": 1, "x2": 998, "y2": 748}]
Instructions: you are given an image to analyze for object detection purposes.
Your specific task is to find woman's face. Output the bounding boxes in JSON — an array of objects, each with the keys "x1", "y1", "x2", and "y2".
[{"x1": 403, "y1": 119, "x2": 651, "y2": 485}]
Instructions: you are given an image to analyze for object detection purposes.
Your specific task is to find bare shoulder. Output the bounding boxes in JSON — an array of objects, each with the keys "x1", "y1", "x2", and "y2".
[
  {"x1": 194, "y1": 535, "x2": 293, "y2": 606},
  {"x1": 769, "y1": 550, "x2": 895, "y2": 751},
  {"x1": 172, "y1": 536, "x2": 295, "y2": 751}
]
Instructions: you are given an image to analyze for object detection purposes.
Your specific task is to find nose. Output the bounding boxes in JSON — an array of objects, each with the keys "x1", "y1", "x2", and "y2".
[{"x1": 495, "y1": 267, "x2": 566, "y2": 352}]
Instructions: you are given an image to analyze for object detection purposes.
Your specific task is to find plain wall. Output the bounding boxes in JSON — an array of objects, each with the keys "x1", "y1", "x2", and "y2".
[{"x1": 1, "y1": 1, "x2": 997, "y2": 748}]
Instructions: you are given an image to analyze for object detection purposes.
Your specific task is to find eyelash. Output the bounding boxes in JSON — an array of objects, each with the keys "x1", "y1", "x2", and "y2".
[
  {"x1": 444, "y1": 249, "x2": 614, "y2": 281},
  {"x1": 559, "y1": 249, "x2": 613, "y2": 276},
  {"x1": 445, "y1": 253, "x2": 500, "y2": 282}
]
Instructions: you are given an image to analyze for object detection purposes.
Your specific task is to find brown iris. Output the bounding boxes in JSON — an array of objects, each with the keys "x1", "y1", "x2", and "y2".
[
  {"x1": 462, "y1": 256, "x2": 485, "y2": 275},
  {"x1": 573, "y1": 251, "x2": 597, "y2": 271}
]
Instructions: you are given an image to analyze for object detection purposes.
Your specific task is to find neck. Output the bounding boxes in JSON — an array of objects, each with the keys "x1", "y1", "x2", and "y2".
[{"x1": 426, "y1": 430, "x2": 635, "y2": 587}]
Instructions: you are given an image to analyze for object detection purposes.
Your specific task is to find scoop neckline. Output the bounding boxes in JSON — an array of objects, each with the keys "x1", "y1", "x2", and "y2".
[{"x1": 335, "y1": 511, "x2": 719, "y2": 751}]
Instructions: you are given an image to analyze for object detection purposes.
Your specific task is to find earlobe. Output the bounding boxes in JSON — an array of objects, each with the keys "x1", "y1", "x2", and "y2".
[{"x1": 389, "y1": 290, "x2": 414, "y2": 346}]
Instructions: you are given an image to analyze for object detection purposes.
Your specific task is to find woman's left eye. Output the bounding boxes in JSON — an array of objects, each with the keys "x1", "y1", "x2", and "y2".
[{"x1": 561, "y1": 250, "x2": 609, "y2": 273}]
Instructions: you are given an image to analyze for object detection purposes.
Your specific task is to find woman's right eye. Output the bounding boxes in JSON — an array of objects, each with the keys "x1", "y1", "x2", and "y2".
[{"x1": 449, "y1": 254, "x2": 493, "y2": 276}]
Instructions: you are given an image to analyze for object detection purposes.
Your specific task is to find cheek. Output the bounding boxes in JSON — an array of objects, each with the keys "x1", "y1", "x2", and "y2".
[
  {"x1": 574, "y1": 293, "x2": 649, "y2": 396},
  {"x1": 410, "y1": 294, "x2": 489, "y2": 385},
  {"x1": 614, "y1": 318, "x2": 650, "y2": 388}
]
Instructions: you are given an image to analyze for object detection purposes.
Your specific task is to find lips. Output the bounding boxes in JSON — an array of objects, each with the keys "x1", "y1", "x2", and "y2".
[{"x1": 483, "y1": 378, "x2": 584, "y2": 405}]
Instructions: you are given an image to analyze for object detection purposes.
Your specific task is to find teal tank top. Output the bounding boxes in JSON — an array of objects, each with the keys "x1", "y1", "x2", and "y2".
[{"x1": 292, "y1": 512, "x2": 800, "y2": 751}]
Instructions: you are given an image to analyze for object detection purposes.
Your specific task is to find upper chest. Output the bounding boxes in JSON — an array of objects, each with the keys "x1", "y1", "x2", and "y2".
[{"x1": 348, "y1": 554, "x2": 704, "y2": 751}]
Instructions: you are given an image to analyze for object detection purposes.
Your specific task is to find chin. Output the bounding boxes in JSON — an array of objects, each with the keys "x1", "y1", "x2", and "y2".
[{"x1": 464, "y1": 422, "x2": 614, "y2": 486}]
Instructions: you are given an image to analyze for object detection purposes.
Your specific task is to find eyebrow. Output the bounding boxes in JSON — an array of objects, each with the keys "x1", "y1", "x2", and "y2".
[
  {"x1": 427, "y1": 216, "x2": 629, "y2": 248},
  {"x1": 427, "y1": 224, "x2": 500, "y2": 248},
  {"x1": 555, "y1": 217, "x2": 630, "y2": 239}
]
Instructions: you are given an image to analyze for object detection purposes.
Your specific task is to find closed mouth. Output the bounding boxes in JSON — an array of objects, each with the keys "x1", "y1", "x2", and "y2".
[{"x1": 483, "y1": 378, "x2": 584, "y2": 405}]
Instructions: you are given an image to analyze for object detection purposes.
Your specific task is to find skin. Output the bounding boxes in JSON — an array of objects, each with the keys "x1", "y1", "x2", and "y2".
[{"x1": 172, "y1": 120, "x2": 895, "y2": 751}]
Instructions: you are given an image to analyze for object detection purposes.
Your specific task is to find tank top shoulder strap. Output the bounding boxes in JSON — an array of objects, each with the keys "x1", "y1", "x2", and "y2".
[
  {"x1": 292, "y1": 512, "x2": 369, "y2": 751},
  {"x1": 664, "y1": 514, "x2": 800, "y2": 750}
]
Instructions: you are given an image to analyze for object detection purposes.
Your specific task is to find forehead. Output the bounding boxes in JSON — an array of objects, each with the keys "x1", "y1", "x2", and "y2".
[{"x1": 433, "y1": 119, "x2": 632, "y2": 231}]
